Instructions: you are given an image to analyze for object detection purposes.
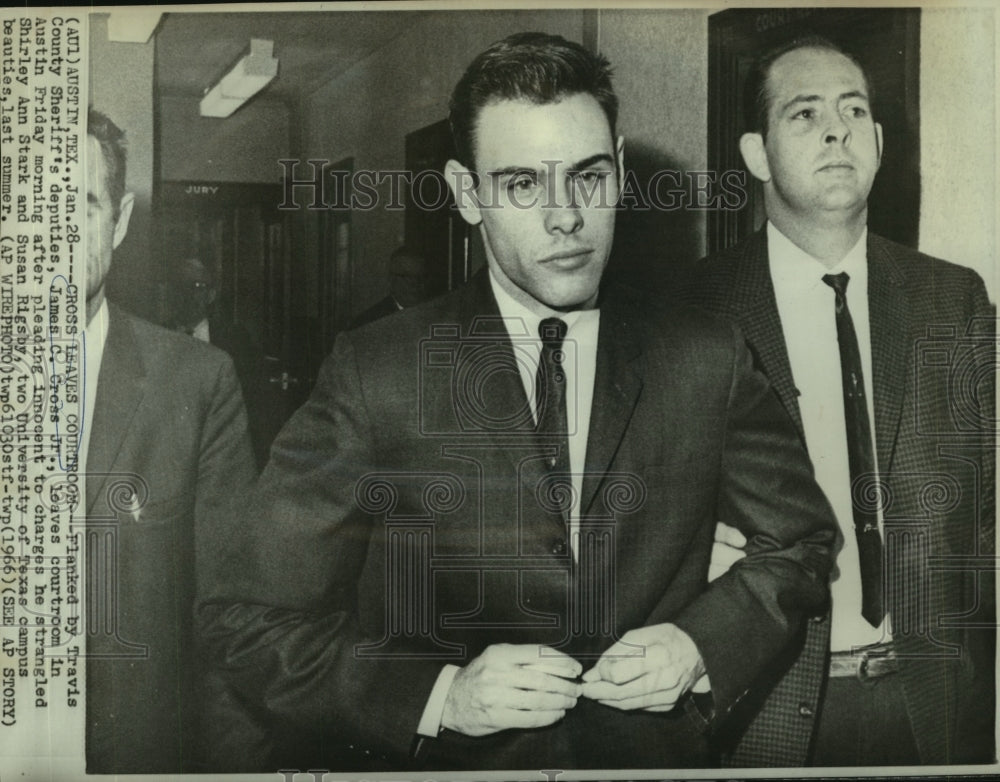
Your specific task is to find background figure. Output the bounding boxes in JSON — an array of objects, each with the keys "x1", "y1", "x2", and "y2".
[
  {"x1": 83, "y1": 108, "x2": 256, "y2": 773},
  {"x1": 168, "y1": 256, "x2": 268, "y2": 467},
  {"x1": 169, "y1": 255, "x2": 218, "y2": 339},
  {"x1": 350, "y1": 245, "x2": 434, "y2": 328},
  {"x1": 678, "y1": 37, "x2": 995, "y2": 766}
]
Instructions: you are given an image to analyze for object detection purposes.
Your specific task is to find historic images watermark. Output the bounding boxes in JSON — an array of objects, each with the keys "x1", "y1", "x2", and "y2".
[{"x1": 276, "y1": 159, "x2": 749, "y2": 213}]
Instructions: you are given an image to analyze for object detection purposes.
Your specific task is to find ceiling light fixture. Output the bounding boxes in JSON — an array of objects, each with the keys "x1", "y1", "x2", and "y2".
[{"x1": 199, "y1": 39, "x2": 278, "y2": 118}]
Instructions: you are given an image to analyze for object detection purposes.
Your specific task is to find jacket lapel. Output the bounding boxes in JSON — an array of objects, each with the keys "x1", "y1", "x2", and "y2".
[
  {"x1": 728, "y1": 230, "x2": 805, "y2": 443},
  {"x1": 86, "y1": 305, "x2": 146, "y2": 514},
  {"x1": 580, "y1": 289, "x2": 643, "y2": 515},
  {"x1": 450, "y1": 270, "x2": 550, "y2": 486},
  {"x1": 867, "y1": 235, "x2": 909, "y2": 474},
  {"x1": 458, "y1": 272, "x2": 644, "y2": 522}
]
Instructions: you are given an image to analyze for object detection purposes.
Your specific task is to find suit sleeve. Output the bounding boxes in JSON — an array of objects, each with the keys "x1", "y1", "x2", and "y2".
[
  {"x1": 189, "y1": 353, "x2": 258, "y2": 768},
  {"x1": 196, "y1": 334, "x2": 445, "y2": 766},
  {"x1": 195, "y1": 352, "x2": 257, "y2": 541},
  {"x1": 672, "y1": 325, "x2": 837, "y2": 723},
  {"x1": 955, "y1": 273, "x2": 996, "y2": 762}
]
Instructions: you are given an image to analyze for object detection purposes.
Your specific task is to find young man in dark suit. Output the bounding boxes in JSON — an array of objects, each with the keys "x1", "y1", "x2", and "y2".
[
  {"x1": 83, "y1": 109, "x2": 255, "y2": 772},
  {"x1": 198, "y1": 33, "x2": 837, "y2": 772},
  {"x1": 679, "y1": 38, "x2": 995, "y2": 766}
]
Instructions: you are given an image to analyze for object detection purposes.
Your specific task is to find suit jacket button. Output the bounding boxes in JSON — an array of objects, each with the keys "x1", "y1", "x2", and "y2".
[
  {"x1": 798, "y1": 702, "x2": 814, "y2": 717},
  {"x1": 810, "y1": 614, "x2": 825, "y2": 623},
  {"x1": 551, "y1": 539, "x2": 567, "y2": 555}
]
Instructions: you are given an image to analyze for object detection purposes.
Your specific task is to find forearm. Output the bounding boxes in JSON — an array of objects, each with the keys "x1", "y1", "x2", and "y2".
[
  {"x1": 198, "y1": 600, "x2": 445, "y2": 760},
  {"x1": 684, "y1": 328, "x2": 836, "y2": 715}
]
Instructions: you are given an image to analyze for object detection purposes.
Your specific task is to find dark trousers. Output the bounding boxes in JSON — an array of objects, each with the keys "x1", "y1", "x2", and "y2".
[{"x1": 812, "y1": 673, "x2": 920, "y2": 766}]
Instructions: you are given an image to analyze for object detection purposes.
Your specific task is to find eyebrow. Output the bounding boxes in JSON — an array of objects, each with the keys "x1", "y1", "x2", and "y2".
[
  {"x1": 837, "y1": 90, "x2": 869, "y2": 103},
  {"x1": 485, "y1": 153, "x2": 616, "y2": 178},
  {"x1": 486, "y1": 165, "x2": 536, "y2": 178},
  {"x1": 778, "y1": 90, "x2": 870, "y2": 116},
  {"x1": 569, "y1": 153, "x2": 616, "y2": 171}
]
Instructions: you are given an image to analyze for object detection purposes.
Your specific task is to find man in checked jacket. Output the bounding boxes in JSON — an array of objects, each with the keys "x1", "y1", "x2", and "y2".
[{"x1": 678, "y1": 36, "x2": 995, "y2": 766}]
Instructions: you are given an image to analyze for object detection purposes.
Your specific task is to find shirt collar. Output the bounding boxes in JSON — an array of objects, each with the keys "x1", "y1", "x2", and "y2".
[
  {"x1": 767, "y1": 221, "x2": 868, "y2": 291},
  {"x1": 87, "y1": 298, "x2": 111, "y2": 354}
]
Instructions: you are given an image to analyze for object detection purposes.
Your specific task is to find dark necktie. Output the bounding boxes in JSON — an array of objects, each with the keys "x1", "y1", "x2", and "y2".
[
  {"x1": 537, "y1": 318, "x2": 571, "y2": 518},
  {"x1": 822, "y1": 272, "x2": 884, "y2": 627}
]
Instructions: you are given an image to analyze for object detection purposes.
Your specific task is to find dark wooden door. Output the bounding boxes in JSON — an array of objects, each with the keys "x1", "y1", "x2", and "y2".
[
  {"x1": 404, "y1": 118, "x2": 471, "y2": 291},
  {"x1": 154, "y1": 181, "x2": 301, "y2": 467}
]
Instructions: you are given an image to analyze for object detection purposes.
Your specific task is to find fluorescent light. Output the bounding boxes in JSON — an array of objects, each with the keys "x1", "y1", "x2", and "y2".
[{"x1": 200, "y1": 39, "x2": 278, "y2": 118}]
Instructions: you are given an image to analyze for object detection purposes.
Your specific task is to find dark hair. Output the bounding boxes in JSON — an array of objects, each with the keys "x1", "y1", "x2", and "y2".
[
  {"x1": 744, "y1": 35, "x2": 874, "y2": 137},
  {"x1": 87, "y1": 107, "x2": 128, "y2": 218},
  {"x1": 449, "y1": 32, "x2": 618, "y2": 171}
]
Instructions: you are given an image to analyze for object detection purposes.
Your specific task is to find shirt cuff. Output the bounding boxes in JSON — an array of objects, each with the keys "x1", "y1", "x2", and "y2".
[{"x1": 416, "y1": 664, "x2": 460, "y2": 737}]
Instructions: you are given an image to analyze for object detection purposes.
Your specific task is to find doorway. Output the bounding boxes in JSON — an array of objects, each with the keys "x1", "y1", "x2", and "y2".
[{"x1": 154, "y1": 180, "x2": 300, "y2": 467}]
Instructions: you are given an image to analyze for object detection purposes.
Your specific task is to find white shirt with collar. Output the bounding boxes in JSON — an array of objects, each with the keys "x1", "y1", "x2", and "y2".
[
  {"x1": 767, "y1": 221, "x2": 888, "y2": 651},
  {"x1": 415, "y1": 269, "x2": 601, "y2": 738},
  {"x1": 191, "y1": 317, "x2": 211, "y2": 343},
  {"x1": 488, "y1": 267, "x2": 600, "y2": 544}
]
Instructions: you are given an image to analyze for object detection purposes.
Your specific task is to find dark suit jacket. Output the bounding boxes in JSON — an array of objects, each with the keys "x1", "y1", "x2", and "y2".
[
  {"x1": 674, "y1": 229, "x2": 996, "y2": 766},
  {"x1": 350, "y1": 294, "x2": 401, "y2": 329},
  {"x1": 198, "y1": 269, "x2": 837, "y2": 771},
  {"x1": 207, "y1": 313, "x2": 268, "y2": 467},
  {"x1": 85, "y1": 304, "x2": 255, "y2": 773}
]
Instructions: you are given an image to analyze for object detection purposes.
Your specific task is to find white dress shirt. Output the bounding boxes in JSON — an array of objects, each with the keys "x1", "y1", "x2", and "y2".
[
  {"x1": 191, "y1": 317, "x2": 211, "y2": 343},
  {"x1": 767, "y1": 222, "x2": 889, "y2": 650},
  {"x1": 80, "y1": 299, "x2": 110, "y2": 474},
  {"x1": 488, "y1": 269, "x2": 600, "y2": 547},
  {"x1": 416, "y1": 271, "x2": 601, "y2": 737}
]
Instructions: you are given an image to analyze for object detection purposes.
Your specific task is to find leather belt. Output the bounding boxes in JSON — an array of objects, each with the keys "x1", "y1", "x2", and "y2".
[{"x1": 829, "y1": 642, "x2": 898, "y2": 681}]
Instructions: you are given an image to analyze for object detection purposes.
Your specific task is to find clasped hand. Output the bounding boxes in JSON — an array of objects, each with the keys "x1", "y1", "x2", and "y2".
[
  {"x1": 580, "y1": 623, "x2": 708, "y2": 711},
  {"x1": 442, "y1": 625, "x2": 707, "y2": 736},
  {"x1": 441, "y1": 644, "x2": 582, "y2": 736}
]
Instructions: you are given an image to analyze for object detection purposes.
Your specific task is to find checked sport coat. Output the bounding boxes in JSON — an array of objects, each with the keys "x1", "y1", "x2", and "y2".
[{"x1": 674, "y1": 228, "x2": 996, "y2": 766}]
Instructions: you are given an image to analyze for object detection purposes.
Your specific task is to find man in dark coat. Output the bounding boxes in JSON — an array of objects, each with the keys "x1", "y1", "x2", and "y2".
[{"x1": 197, "y1": 33, "x2": 837, "y2": 772}]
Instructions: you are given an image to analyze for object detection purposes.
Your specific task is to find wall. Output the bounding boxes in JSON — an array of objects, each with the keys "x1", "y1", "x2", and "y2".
[
  {"x1": 89, "y1": 13, "x2": 155, "y2": 317},
  {"x1": 302, "y1": 9, "x2": 587, "y2": 318},
  {"x1": 158, "y1": 95, "x2": 290, "y2": 183},
  {"x1": 597, "y1": 8, "x2": 711, "y2": 286},
  {"x1": 919, "y1": 7, "x2": 996, "y2": 300}
]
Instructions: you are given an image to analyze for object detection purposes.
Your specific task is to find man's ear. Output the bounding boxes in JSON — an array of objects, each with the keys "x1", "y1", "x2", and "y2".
[
  {"x1": 739, "y1": 132, "x2": 771, "y2": 184},
  {"x1": 614, "y1": 135, "x2": 625, "y2": 197},
  {"x1": 874, "y1": 122, "x2": 884, "y2": 170},
  {"x1": 445, "y1": 159, "x2": 482, "y2": 227},
  {"x1": 113, "y1": 192, "x2": 135, "y2": 250}
]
